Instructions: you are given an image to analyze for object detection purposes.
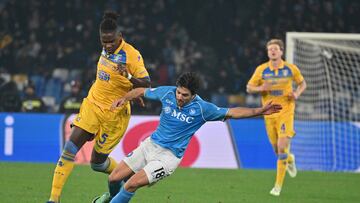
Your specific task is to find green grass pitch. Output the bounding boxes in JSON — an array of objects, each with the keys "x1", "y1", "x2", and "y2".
[{"x1": 0, "y1": 162, "x2": 359, "y2": 203}]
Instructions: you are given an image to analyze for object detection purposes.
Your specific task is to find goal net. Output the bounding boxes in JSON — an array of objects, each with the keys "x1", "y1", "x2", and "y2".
[{"x1": 286, "y1": 32, "x2": 360, "y2": 172}]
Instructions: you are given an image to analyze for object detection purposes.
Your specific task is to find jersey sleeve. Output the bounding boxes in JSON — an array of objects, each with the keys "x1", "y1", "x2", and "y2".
[
  {"x1": 128, "y1": 50, "x2": 150, "y2": 79},
  {"x1": 291, "y1": 64, "x2": 305, "y2": 84},
  {"x1": 247, "y1": 66, "x2": 263, "y2": 86},
  {"x1": 201, "y1": 101, "x2": 229, "y2": 121},
  {"x1": 144, "y1": 86, "x2": 174, "y2": 101}
]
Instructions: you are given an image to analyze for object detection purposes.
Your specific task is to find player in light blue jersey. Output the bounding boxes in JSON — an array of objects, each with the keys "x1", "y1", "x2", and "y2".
[{"x1": 93, "y1": 72, "x2": 282, "y2": 203}]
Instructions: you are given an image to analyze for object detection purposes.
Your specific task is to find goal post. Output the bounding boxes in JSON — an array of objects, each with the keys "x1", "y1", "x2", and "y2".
[{"x1": 286, "y1": 32, "x2": 360, "y2": 172}]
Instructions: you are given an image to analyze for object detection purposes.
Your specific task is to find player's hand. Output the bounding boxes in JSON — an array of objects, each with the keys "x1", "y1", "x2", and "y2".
[
  {"x1": 260, "y1": 81, "x2": 272, "y2": 92},
  {"x1": 111, "y1": 98, "x2": 128, "y2": 111},
  {"x1": 131, "y1": 97, "x2": 145, "y2": 107},
  {"x1": 288, "y1": 92, "x2": 299, "y2": 100},
  {"x1": 261, "y1": 101, "x2": 282, "y2": 115}
]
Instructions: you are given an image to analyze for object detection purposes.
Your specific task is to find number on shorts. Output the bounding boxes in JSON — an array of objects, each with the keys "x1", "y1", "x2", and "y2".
[
  {"x1": 154, "y1": 167, "x2": 165, "y2": 179},
  {"x1": 99, "y1": 133, "x2": 108, "y2": 144}
]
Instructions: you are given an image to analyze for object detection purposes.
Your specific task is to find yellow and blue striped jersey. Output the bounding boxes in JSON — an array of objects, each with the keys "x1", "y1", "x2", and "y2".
[
  {"x1": 87, "y1": 40, "x2": 149, "y2": 109},
  {"x1": 248, "y1": 60, "x2": 304, "y2": 118}
]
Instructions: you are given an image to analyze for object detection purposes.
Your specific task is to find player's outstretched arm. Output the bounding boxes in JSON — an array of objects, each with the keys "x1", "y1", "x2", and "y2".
[
  {"x1": 111, "y1": 88, "x2": 147, "y2": 110},
  {"x1": 226, "y1": 101, "x2": 282, "y2": 119}
]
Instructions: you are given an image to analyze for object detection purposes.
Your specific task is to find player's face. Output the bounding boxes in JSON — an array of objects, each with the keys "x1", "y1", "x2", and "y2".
[
  {"x1": 100, "y1": 32, "x2": 121, "y2": 54},
  {"x1": 267, "y1": 44, "x2": 283, "y2": 60},
  {"x1": 176, "y1": 87, "x2": 194, "y2": 107}
]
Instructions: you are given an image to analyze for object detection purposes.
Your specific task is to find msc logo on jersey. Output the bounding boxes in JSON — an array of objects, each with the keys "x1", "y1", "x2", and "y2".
[
  {"x1": 98, "y1": 70, "x2": 110, "y2": 81},
  {"x1": 164, "y1": 106, "x2": 171, "y2": 114},
  {"x1": 171, "y1": 109, "x2": 194, "y2": 123}
]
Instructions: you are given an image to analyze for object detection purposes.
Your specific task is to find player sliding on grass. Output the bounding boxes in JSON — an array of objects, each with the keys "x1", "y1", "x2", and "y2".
[
  {"x1": 247, "y1": 39, "x2": 306, "y2": 196},
  {"x1": 93, "y1": 72, "x2": 282, "y2": 203}
]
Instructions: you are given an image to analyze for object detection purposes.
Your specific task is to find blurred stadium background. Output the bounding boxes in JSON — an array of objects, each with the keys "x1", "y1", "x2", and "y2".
[{"x1": 1, "y1": 0, "x2": 360, "y2": 202}]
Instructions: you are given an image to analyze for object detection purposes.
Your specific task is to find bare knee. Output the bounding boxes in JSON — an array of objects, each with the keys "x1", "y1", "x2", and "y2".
[
  {"x1": 277, "y1": 137, "x2": 289, "y2": 154},
  {"x1": 109, "y1": 171, "x2": 120, "y2": 182},
  {"x1": 108, "y1": 161, "x2": 134, "y2": 183},
  {"x1": 277, "y1": 146, "x2": 286, "y2": 154},
  {"x1": 122, "y1": 170, "x2": 149, "y2": 193}
]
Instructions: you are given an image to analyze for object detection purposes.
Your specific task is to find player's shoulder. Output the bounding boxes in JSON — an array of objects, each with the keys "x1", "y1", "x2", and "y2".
[
  {"x1": 256, "y1": 62, "x2": 270, "y2": 71},
  {"x1": 123, "y1": 40, "x2": 141, "y2": 55},
  {"x1": 148, "y1": 86, "x2": 176, "y2": 94},
  {"x1": 283, "y1": 60, "x2": 299, "y2": 70},
  {"x1": 122, "y1": 41, "x2": 143, "y2": 64},
  {"x1": 192, "y1": 96, "x2": 212, "y2": 109},
  {"x1": 159, "y1": 86, "x2": 176, "y2": 91}
]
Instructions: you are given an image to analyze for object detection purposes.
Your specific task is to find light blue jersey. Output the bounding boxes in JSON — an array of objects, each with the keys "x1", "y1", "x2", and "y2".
[{"x1": 144, "y1": 86, "x2": 229, "y2": 158}]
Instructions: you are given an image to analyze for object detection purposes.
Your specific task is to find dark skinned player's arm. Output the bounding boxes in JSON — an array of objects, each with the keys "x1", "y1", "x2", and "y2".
[{"x1": 130, "y1": 77, "x2": 151, "y2": 88}]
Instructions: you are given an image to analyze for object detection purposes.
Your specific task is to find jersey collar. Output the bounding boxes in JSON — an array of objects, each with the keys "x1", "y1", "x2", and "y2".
[
  {"x1": 269, "y1": 59, "x2": 285, "y2": 71},
  {"x1": 114, "y1": 39, "x2": 125, "y2": 55}
]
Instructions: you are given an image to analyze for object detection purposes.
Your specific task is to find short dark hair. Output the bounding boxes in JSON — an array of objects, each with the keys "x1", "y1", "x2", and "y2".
[
  {"x1": 176, "y1": 72, "x2": 200, "y2": 95},
  {"x1": 100, "y1": 11, "x2": 120, "y2": 34}
]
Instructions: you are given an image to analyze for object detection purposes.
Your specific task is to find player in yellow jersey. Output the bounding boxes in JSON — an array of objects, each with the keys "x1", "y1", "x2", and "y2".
[
  {"x1": 47, "y1": 11, "x2": 151, "y2": 203},
  {"x1": 247, "y1": 39, "x2": 306, "y2": 196}
]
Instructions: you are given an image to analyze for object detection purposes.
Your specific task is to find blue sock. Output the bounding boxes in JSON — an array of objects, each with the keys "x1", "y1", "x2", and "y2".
[
  {"x1": 109, "y1": 180, "x2": 124, "y2": 198},
  {"x1": 110, "y1": 187, "x2": 135, "y2": 203}
]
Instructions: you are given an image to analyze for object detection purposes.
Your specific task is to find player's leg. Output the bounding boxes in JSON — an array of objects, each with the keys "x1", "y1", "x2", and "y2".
[
  {"x1": 90, "y1": 149, "x2": 122, "y2": 203},
  {"x1": 270, "y1": 136, "x2": 290, "y2": 196},
  {"x1": 110, "y1": 169, "x2": 148, "y2": 203},
  {"x1": 109, "y1": 161, "x2": 135, "y2": 197},
  {"x1": 48, "y1": 126, "x2": 94, "y2": 203},
  {"x1": 48, "y1": 98, "x2": 100, "y2": 203},
  {"x1": 91, "y1": 104, "x2": 131, "y2": 175},
  {"x1": 264, "y1": 117, "x2": 284, "y2": 196},
  {"x1": 92, "y1": 137, "x2": 146, "y2": 203},
  {"x1": 264, "y1": 118, "x2": 278, "y2": 154},
  {"x1": 285, "y1": 140, "x2": 297, "y2": 177},
  {"x1": 92, "y1": 160, "x2": 135, "y2": 203},
  {"x1": 111, "y1": 159, "x2": 178, "y2": 203},
  {"x1": 111, "y1": 138, "x2": 181, "y2": 203},
  {"x1": 270, "y1": 115, "x2": 295, "y2": 196},
  {"x1": 92, "y1": 106, "x2": 132, "y2": 202},
  {"x1": 284, "y1": 115, "x2": 297, "y2": 177},
  {"x1": 107, "y1": 161, "x2": 142, "y2": 203},
  {"x1": 90, "y1": 150, "x2": 117, "y2": 174}
]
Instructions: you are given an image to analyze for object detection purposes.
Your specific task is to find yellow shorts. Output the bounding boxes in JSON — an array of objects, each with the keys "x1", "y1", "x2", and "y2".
[
  {"x1": 73, "y1": 98, "x2": 131, "y2": 154},
  {"x1": 264, "y1": 113, "x2": 295, "y2": 145}
]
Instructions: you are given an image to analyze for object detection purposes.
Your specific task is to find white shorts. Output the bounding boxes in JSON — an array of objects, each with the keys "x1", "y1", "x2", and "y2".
[{"x1": 124, "y1": 137, "x2": 182, "y2": 184}]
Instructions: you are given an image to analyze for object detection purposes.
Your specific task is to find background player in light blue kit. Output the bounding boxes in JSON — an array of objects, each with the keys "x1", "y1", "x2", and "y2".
[{"x1": 93, "y1": 72, "x2": 282, "y2": 203}]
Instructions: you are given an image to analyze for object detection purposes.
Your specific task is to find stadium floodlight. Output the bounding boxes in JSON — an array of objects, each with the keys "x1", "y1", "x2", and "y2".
[{"x1": 286, "y1": 32, "x2": 360, "y2": 172}]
